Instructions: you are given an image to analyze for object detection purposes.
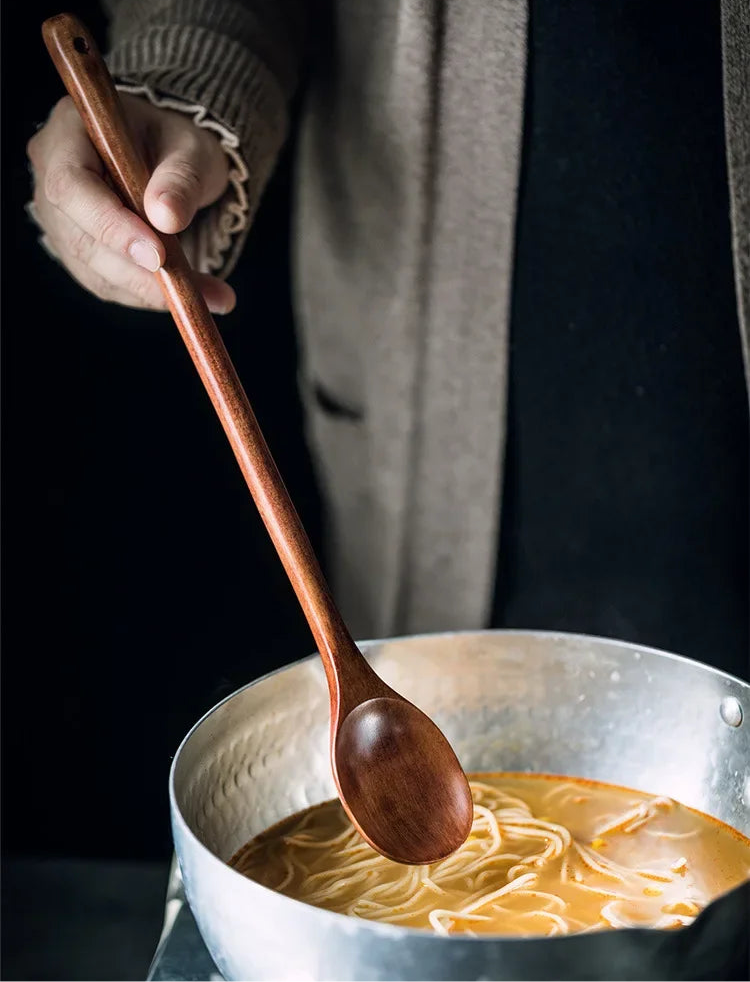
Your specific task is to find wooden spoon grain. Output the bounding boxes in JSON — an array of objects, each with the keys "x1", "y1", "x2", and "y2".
[{"x1": 42, "y1": 12, "x2": 473, "y2": 865}]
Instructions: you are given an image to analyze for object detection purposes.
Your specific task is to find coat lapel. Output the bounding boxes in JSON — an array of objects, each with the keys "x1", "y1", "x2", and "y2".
[{"x1": 721, "y1": 0, "x2": 750, "y2": 389}]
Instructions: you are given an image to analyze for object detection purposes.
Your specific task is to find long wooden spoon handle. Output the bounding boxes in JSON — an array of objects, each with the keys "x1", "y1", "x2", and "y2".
[{"x1": 42, "y1": 13, "x2": 362, "y2": 691}]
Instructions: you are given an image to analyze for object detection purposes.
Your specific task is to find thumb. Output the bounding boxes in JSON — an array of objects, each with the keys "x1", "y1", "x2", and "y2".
[{"x1": 143, "y1": 122, "x2": 229, "y2": 235}]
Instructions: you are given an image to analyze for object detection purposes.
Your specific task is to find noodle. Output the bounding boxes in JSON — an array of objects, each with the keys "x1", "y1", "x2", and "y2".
[{"x1": 230, "y1": 773, "x2": 750, "y2": 938}]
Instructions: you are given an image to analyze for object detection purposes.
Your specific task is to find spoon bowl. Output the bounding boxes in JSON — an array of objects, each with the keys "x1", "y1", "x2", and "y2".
[{"x1": 334, "y1": 697, "x2": 474, "y2": 864}]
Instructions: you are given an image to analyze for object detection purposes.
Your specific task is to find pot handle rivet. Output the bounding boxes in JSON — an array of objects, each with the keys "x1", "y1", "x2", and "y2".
[{"x1": 719, "y1": 696, "x2": 743, "y2": 728}]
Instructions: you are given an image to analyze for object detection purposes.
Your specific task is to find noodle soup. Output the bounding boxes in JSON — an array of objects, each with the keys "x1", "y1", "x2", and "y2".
[{"x1": 230, "y1": 773, "x2": 750, "y2": 937}]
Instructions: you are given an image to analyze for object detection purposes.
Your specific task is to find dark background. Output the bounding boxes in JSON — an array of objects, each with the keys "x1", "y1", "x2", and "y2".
[{"x1": 2, "y1": 1, "x2": 321, "y2": 975}]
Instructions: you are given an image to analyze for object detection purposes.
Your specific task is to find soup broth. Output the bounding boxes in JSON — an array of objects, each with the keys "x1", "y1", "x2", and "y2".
[{"x1": 230, "y1": 773, "x2": 750, "y2": 937}]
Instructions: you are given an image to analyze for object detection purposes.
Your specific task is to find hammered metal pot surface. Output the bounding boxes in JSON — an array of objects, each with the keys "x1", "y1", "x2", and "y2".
[{"x1": 170, "y1": 631, "x2": 750, "y2": 981}]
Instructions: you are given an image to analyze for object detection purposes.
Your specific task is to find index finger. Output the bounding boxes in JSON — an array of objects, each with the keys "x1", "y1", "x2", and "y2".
[{"x1": 41, "y1": 106, "x2": 166, "y2": 271}]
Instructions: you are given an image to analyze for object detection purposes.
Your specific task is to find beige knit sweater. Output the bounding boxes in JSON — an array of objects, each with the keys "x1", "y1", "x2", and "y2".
[{"x1": 103, "y1": 0, "x2": 750, "y2": 641}]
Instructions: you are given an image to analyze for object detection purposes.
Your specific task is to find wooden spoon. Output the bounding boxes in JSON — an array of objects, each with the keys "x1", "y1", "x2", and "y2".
[{"x1": 42, "y1": 13, "x2": 473, "y2": 865}]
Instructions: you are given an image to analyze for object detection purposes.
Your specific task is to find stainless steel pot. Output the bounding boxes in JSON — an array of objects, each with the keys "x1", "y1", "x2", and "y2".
[{"x1": 170, "y1": 631, "x2": 750, "y2": 981}]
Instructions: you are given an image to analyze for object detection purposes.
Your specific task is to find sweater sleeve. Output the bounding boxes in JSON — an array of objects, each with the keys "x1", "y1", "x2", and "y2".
[{"x1": 101, "y1": 0, "x2": 305, "y2": 277}]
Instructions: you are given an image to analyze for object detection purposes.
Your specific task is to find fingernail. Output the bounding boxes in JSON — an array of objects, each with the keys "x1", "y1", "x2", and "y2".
[
  {"x1": 158, "y1": 190, "x2": 183, "y2": 212},
  {"x1": 128, "y1": 240, "x2": 161, "y2": 272}
]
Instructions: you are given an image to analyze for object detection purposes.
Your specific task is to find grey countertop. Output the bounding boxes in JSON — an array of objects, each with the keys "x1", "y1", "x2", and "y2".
[
  {"x1": 1, "y1": 855, "x2": 219, "y2": 982},
  {"x1": 2, "y1": 857, "x2": 171, "y2": 981}
]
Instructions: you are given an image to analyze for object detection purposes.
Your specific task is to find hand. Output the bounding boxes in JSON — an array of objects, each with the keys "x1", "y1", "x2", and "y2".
[{"x1": 27, "y1": 93, "x2": 236, "y2": 314}]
